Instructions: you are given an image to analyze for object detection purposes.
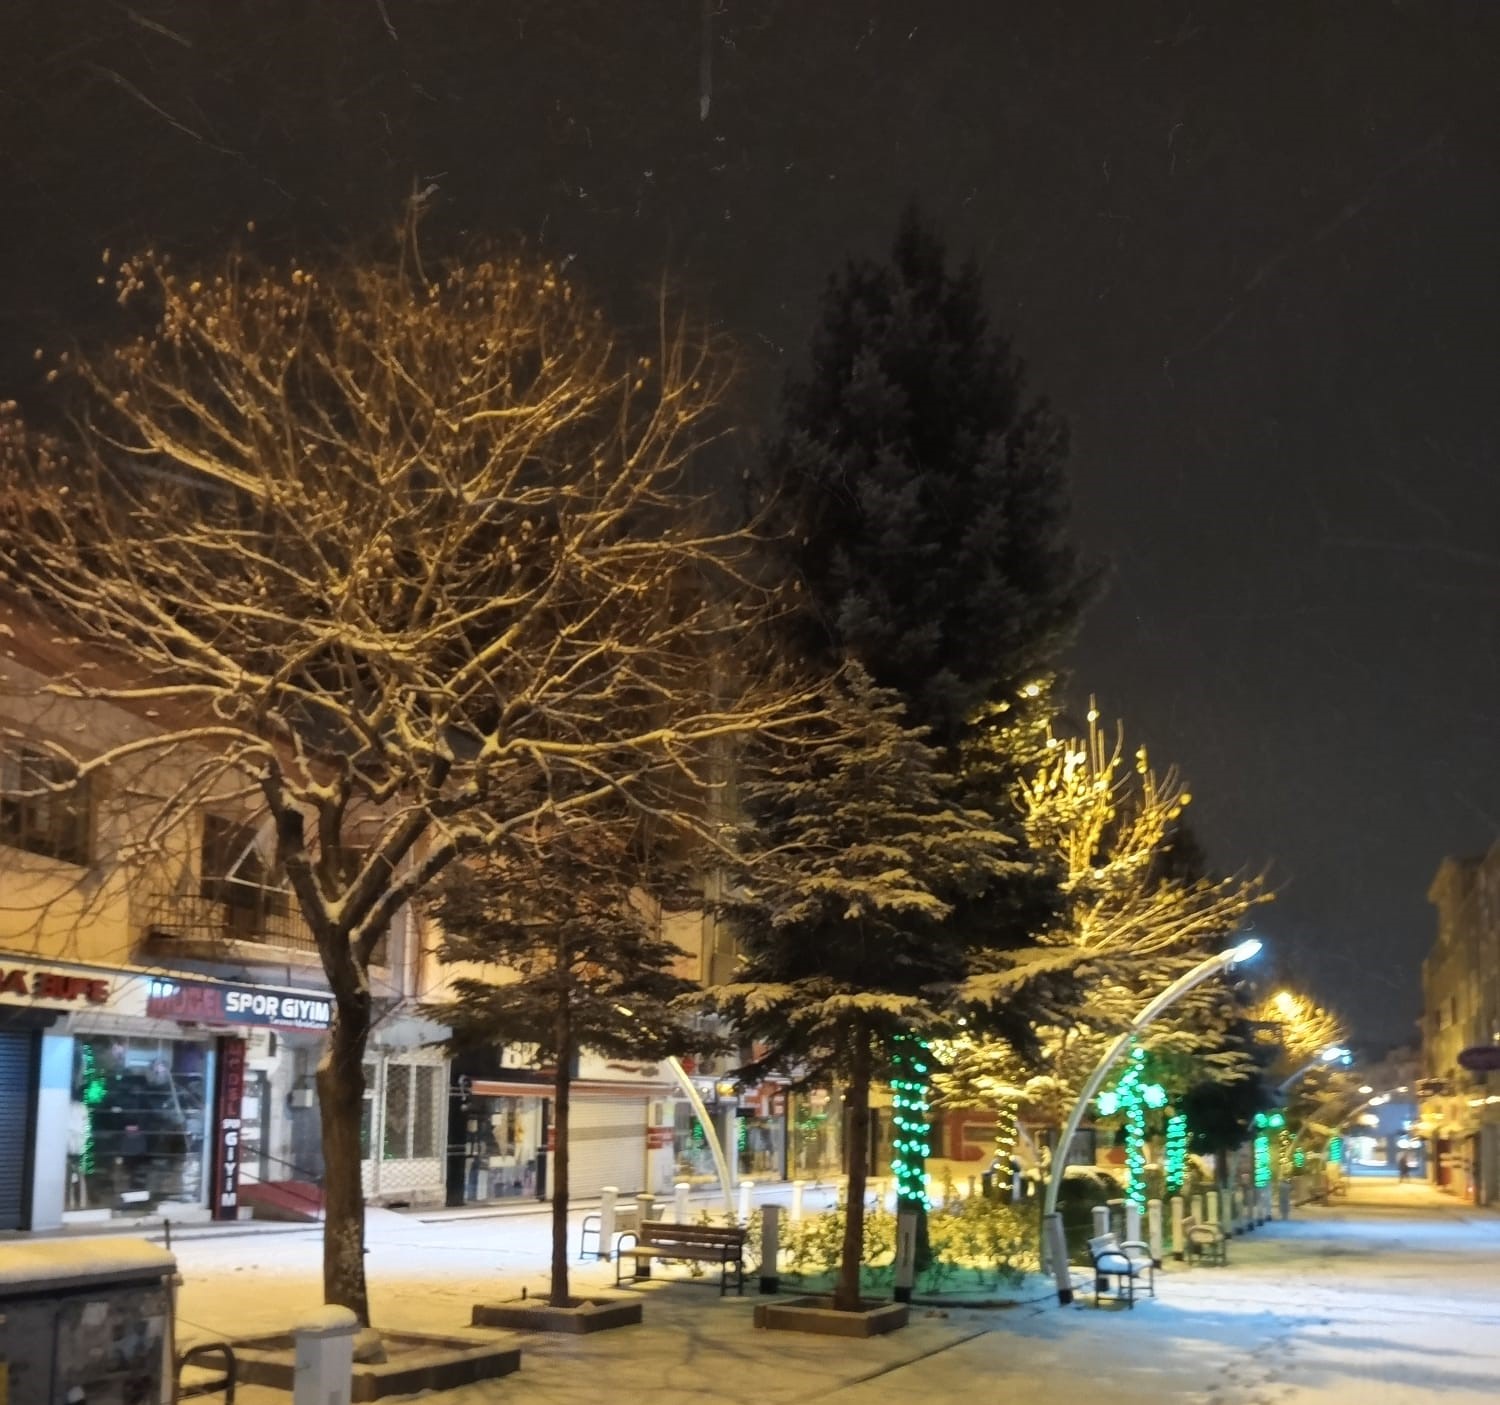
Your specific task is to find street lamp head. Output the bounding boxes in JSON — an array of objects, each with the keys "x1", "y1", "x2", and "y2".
[
  {"x1": 1359, "y1": 1084, "x2": 1374, "y2": 1095},
  {"x1": 1227, "y1": 936, "x2": 1263, "y2": 964}
]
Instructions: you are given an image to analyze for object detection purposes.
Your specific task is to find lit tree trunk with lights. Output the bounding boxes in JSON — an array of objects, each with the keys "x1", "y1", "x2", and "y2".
[{"x1": 0, "y1": 228, "x2": 815, "y2": 1326}]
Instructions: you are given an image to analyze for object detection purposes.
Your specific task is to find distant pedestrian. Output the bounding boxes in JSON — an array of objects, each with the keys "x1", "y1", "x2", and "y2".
[{"x1": 1397, "y1": 1152, "x2": 1411, "y2": 1182}]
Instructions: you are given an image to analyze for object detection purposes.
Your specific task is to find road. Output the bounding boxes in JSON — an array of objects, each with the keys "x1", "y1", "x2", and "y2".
[{"x1": 158, "y1": 1175, "x2": 1499, "y2": 1403}]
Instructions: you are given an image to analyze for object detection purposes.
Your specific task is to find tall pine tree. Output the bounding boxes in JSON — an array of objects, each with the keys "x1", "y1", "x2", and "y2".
[{"x1": 754, "y1": 208, "x2": 1093, "y2": 1231}]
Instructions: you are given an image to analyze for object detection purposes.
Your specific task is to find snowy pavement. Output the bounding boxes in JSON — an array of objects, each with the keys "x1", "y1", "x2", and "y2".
[{"x1": 155, "y1": 1176, "x2": 1499, "y2": 1403}]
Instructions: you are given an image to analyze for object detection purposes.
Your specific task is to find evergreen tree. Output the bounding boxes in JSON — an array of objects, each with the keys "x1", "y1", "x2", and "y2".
[
  {"x1": 763, "y1": 205, "x2": 1093, "y2": 752},
  {"x1": 427, "y1": 814, "x2": 710, "y2": 1309},
  {"x1": 713, "y1": 668, "x2": 1018, "y2": 1311},
  {"x1": 755, "y1": 207, "x2": 1093, "y2": 1228}
]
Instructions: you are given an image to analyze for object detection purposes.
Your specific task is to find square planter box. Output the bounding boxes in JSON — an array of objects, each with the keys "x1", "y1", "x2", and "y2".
[
  {"x1": 753, "y1": 1296, "x2": 909, "y2": 1338},
  {"x1": 233, "y1": 1329, "x2": 521, "y2": 1401},
  {"x1": 471, "y1": 1294, "x2": 643, "y2": 1334}
]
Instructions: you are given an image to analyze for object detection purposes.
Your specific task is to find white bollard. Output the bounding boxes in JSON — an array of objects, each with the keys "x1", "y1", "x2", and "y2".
[
  {"x1": 1146, "y1": 1199, "x2": 1164, "y2": 1266},
  {"x1": 1124, "y1": 1201, "x2": 1142, "y2": 1245},
  {"x1": 1091, "y1": 1204, "x2": 1112, "y2": 1239},
  {"x1": 790, "y1": 1180, "x2": 805, "y2": 1223},
  {"x1": 636, "y1": 1191, "x2": 656, "y2": 1228},
  {"x1": 597, "y1": 1186, "x2": 618, "y2": 1260},
  {"x1": 1205, "y1": 1189, "x2": 1220, "y2": 1228},
  {"x1": 674, "y1": 1181, "x2": 691, "y2": 1222},
  {"x1": 1170, "y1": 1195, "x2": 1186, "y2": 1261},
  {"x1": 1044, "y1": 1211, "x2": 1074, "y2": 1305},
  {"x1": 293, "y1": 1305, "x2": 357, "y2": 1405},
  {"x1": 738, "y1": 1179, "x2": 754, "y2": 1224},
  {"x1": 1191, "y1": 1192, "x2": 1205, "y2": 1224},
  {"x1": 894, "y1": 1205, "x2": 918, "y2": 1303},
  {"x1": 760, "y1": 1204, "x2": 782, "y2": 1294}
]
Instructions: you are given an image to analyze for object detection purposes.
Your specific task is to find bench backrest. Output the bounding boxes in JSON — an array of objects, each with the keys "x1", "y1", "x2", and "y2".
[
  {"x1": 1087, "y1": 1233, "x2": 1121, "y2": 1257},
  {"x1": 639, "y1": 1221, "x2": 747, "y2": 1248}
]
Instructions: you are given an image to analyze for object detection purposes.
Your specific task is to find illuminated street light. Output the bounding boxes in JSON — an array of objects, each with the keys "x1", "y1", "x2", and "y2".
[
  {"x1": 1041, "y1": 935, "x2": 1263, "y2": 1304},
  {"x1": 1276, "y1": 1043, "x2": 1354, "y2": 1096}
]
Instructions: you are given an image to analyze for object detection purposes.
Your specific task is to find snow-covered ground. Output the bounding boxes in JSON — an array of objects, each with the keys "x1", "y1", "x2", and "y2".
[{"x1": 144, "y1": 1176, "x2": 1500, "y2": 1402}]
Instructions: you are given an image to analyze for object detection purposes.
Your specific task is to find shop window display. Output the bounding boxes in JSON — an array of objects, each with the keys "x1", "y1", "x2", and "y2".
[{"x1": 69, "y1": 1036, "x2": 208, "y2": 1213}]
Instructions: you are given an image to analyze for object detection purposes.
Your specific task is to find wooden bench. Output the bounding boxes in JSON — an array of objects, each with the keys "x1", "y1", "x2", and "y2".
[
  {"x1": 1087, "y1": 1232, "x2": 1155, "y2": 1308},
  {"x1": 1180, "y1": 1215, "x2": 1228, "y2": 1266},
  {"x1": 615, "y1": 1221, "x2": 747, "y2": 1295}
]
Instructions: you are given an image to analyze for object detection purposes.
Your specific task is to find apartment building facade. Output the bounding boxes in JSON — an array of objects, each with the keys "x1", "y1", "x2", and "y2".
[{"x1": 1420, "y1": 849, "x2": 1500, "y2": 1205}]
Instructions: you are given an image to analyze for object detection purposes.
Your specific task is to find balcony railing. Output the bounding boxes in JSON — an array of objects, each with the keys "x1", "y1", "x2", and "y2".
[{"x1": 143, "y1": 887, "x2": 388, "y2": 967}]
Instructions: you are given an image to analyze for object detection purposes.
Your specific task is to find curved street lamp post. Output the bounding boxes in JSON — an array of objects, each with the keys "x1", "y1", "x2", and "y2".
[{"x1": 1041, "y1": 937, "x2": 1263, "y2": 1305}]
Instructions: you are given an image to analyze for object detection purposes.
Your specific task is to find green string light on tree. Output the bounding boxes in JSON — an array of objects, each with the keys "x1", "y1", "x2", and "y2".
[
  {"x1": 1164, "y1": 1112, "x2": 1189, "y2": 1194},
  {"x1": 890, "y1": 1034, "x2": 933, "y2": 1211},
  {"x1": 1095, "y1": 1047, "x2": 1168, "y2": 1209}
]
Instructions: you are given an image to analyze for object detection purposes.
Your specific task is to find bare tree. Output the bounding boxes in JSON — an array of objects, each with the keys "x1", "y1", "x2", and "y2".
[{"x1": 0, "y1": 229, "x2": 812, "y2": 1326}]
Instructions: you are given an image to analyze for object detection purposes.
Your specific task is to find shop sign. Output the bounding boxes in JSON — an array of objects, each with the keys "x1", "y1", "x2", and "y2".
[
  {"x1": 646, "y1": 1125, "x2": 674, "y2": 1150},
  {"x1": 1457, "y1": 1045, "x2": 1500, "y2": 1074},
  {"x1": 146, "y1": 976, "x2": 332, "y2": 1032},
  {"x1": 0, "y1": 962, "x2": 111, "y2": 1009},
  {"x1": 213, "y1": 1037, "x2": 247, "y2": 1220}
]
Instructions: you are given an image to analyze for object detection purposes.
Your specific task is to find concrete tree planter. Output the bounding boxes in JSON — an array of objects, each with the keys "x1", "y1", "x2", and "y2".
[
  {"x1": 233, "y1": 1330, "x2": 521, "y2": 1400},
  {"x1": 471, "y1": 1294, "x2": 643, "y2": 1335},
  {"x1": 753, "y1": 1296, "x2": 909, "y2": 1337}
]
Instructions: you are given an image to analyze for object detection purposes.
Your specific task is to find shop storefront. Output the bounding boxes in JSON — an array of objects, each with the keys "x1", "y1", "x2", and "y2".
[
  {"x1": 448, "y1": 1049, "x2": 672, "y2": 1206},
  {"x1": 787, "y1": 1086, "x2": 844, "y2": 1180}
]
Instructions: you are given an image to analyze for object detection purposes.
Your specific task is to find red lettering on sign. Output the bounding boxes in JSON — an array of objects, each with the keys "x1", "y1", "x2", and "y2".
[
  {"x1": 0, "y1": 966, "x2": 112, "y2": 1004},
  {"x1": 86, "y1": 980, "x2": 109, "y2": 1004},
  {"x1": 0, "y1": 970, "x2": 27, "y2": 997}
]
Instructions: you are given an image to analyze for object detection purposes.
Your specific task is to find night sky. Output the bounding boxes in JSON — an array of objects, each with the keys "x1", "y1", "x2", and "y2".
[{"x1": 5, "y1": 2, "x2": 1497, "y2": 1048}]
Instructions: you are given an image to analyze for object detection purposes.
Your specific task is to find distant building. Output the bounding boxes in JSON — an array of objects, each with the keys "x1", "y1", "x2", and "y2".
[{"x1": 1419, "y1": 851, "x2": 1500, "y2": 1204}]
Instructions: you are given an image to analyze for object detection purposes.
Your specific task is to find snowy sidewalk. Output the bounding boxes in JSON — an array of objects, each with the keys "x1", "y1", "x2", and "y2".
[{"x1": 152, "y1": 1174, "x2": 1500, "y2": 1402}]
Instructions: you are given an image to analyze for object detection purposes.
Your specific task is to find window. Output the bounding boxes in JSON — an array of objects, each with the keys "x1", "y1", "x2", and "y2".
[
  {"x1": 383, "y1": 1063, "x2": 411, "y2": 1161},
  {"x1": 0, "y1": 746, "x2": 92, "y2": 865},
  {"x1": 201, "y1": 815, "x2": 289, "y2": 936},
  {"x1": 412, "y1": 1066, "x2": 439, "y2": 1159}
]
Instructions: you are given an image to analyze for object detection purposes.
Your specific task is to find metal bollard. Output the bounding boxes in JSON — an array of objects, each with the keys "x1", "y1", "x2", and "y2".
[
  {"x1": 597, "y1": 1186, "x2": 618, "y2": 1260},
  {"x1": 1205, "y1": 1189, "x2": 1220, "y2": 1229},
  {"x1": 1170, "y1": 1195, "x2": 1186, "y2": 1261},
  {"x1": 292, "y1": 1305, "x2": 357, "y2": 1405},
  {"x1": 760, "y1": 1204, "x2": 782, "y2": 1294},
  {"x1": 894, "y1": 1205, "x2": 918, "y2": 1304},
  {"x1": 738, "y1": 1179, "x2": 754, "y2": 1224},
  {"x1": 1278, "y1": 1180, "x2": 1292, "y2": 1220},
  {"x1": 1147, "y1": 1199, "x2": 1164, "y2": 1266},
  {"x1": 1124, "y1": 1201, "x2": 1142, "y2": 1245},
  {"x1": 674, "y1": 1181, "x2": 691, "y2": 1222},
  {"x1": 1191, "y1": 1192, "x2": 1205, "y2": 1224},
  {"x1": 1092, "y1": 1204, "x2": 1112, "y2": 1239},
  {"x1": 636, "y1": 1191, "x2": 656, "y2": 1227},
  {"x1": 1044, "y1": 1211, "x2": 1074, "y2": 1306}
]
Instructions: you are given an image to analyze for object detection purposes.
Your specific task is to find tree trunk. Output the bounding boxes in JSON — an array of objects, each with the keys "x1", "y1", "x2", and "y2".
[
  {"x1": 550, "y1": 1001, "x2": 573, "y2": 1307},
  {"x1": 317, "y1": 987, "x2": 373, "y2": 1324},
  {"x1": 835, "y1": 1031, "x2": 872, "y2": 1313}
]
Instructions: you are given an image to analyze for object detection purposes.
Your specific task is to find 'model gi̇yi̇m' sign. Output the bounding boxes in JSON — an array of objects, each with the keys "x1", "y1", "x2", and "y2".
[{"x1": 146, "y1": 977, "x2": 332, "y2": 1032}]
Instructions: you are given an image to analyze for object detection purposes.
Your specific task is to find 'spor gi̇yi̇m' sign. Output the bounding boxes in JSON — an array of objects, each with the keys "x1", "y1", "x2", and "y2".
[{"x1": 146, "y1": 977, "x2": 332, "y2": 1032}]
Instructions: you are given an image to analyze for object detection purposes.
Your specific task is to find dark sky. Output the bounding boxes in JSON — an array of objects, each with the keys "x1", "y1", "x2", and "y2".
[{"x1": 5, "y1": 2, "x2": 1497, "y2": 1047}]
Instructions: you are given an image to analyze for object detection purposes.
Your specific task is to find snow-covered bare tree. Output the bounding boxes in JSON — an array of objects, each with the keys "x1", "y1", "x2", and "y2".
[
  {"x1": 0, "y1": 231, "x2": 814, "y2": 1325},
  {"x1": 964, "y1": 704, "x2": 1269, "y2": 1009}
]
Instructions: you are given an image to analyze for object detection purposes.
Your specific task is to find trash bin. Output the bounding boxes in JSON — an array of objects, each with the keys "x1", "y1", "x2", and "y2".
[{"x1": 0, "y1": 1238, "x2": 176, "y2": 1405}]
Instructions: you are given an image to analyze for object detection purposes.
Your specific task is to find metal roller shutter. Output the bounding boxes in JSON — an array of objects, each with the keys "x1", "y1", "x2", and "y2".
[
  {"x1": 0, "y1": 1029, "x2": 37, "y2": 1230},
  {"x1": 564, "y1": 1097, "x2": 647, "y2": 1200}
]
